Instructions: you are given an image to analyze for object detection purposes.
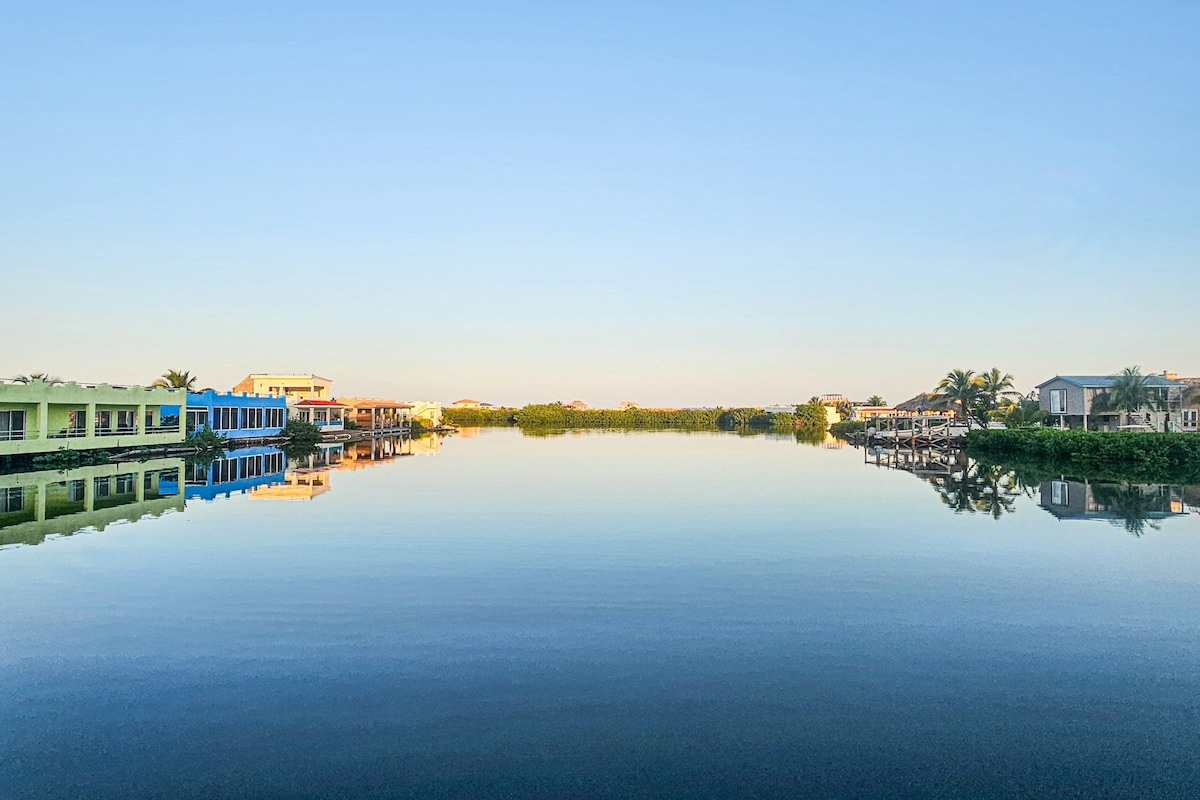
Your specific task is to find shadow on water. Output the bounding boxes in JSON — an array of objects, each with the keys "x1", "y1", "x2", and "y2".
[{"x1": 861, "y1": 443, "x2": 1199, "y2": 533}]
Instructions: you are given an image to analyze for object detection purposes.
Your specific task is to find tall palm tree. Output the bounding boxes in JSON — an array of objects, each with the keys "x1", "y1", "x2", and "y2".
[
  {"x1": 153, "y1": 369, "x2": 198, "y2": 390},
  {"x1": 1108, "y1": 366, "x2": 1152, "y2": 427},
  {"x1": 977, "y1": 368, "x2": 1017, "y2": 412},
  {"x1": 935, "y1": 369, "x2": 981, "y2": 420},
  {"x1": 866, "y1": 395, "x2": 886, "y2": 407},
  {"x1": 13, "y1": 372, "x2": 63, "y2": 384}
]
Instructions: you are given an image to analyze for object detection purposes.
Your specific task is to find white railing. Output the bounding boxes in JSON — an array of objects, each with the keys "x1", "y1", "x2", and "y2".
[
  {"x1": 0, "y1": 428, "x2": 36, "y2": 441},
  {"x1": 48, "y1": 428, "x2": 87, "y2": 439},
  {"x1": 145, "y1": 424, "x2": 182, "y2": 434}
]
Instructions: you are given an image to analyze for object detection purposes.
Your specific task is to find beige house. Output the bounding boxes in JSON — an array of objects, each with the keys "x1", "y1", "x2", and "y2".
[
  {"x1": 234, "y1": 374, "x2": 333, "y2": 400},
  {"x1": 450, "y1": 398, "x2": 493, "y2": 410},
  {"x1": 404, "y1": 400, "x2": 443, "y2": 426}
]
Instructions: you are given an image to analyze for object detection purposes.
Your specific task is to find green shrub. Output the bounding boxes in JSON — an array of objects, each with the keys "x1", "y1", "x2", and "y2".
[
  {"x1": 281, "y1": 417, "x2": 323, "y2": 445},
  {"x1": 965, "y1": 428, "x2": 1200, "y2": 484}
]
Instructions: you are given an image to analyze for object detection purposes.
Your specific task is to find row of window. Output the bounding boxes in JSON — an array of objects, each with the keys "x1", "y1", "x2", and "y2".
[
  {"x1": 207, "y1": 453, "x2": 287, "y2": 484},
  {"x1": 189, "y1": 406, "x2": 287, "y2": 431}
]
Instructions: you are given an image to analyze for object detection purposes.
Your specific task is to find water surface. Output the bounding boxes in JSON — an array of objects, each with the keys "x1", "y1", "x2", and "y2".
[{"x1": 2, "y1": 430, "x2": 1198, "y2": 799}]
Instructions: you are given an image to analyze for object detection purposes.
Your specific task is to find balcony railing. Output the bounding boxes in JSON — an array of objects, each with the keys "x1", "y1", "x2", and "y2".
[
  {"x1": 145, "y1": 424, "x2": 182, "y2": 434},
  {"x1": 95, "y1": 426, "x2": 139, "y2": 437},
  {"x1": 0, "y1": 428, "x2": 36, "y2": 441},
  {"x1": 49, "y1": 428, "x2": 88, "y2": 439}
]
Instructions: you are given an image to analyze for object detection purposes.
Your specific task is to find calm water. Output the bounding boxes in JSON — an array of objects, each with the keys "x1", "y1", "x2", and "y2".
[{"x1": 2, "y1": 429, "x2": 1199, "y2": 799}]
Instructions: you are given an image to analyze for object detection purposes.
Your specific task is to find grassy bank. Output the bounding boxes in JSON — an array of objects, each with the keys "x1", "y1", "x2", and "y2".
[{"x1": 965, "y1": 428, "x2": 1200, "y2": 485}]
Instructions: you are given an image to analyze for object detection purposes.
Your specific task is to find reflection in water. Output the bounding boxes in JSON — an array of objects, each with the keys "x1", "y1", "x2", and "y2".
[
  {"x1": 1040, "y1": 479, "x2": 1191, "y2": 536},
  {"x1": 863, "y1": 444, "x2": 1198, "y2": 531},
  {"x1": 0, "y1": 435, "x2": 445, "y2": 542},
  {"x1": 0, "y1": 458, "x2": 184, "y2": 548}
]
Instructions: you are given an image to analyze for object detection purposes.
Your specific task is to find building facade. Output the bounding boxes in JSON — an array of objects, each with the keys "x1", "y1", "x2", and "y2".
[
  {"x1": 0, "y1": 379, "x2": 186, "y2": 457},
  {"x1": 289, "y1": 398, "x2": 347, "y2": 431},
  {"x1": 164, "y1": 390, "x2": 288, "y2": 441},
  {"x1": 233, "y1": 374, "x2": 333, "y2": 400},
  {"x1": 1036, "y1": 375, "x2": 1188, "y2": 431}
]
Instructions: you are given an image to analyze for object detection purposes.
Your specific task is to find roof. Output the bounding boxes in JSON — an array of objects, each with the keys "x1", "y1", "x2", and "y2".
[
  {"x1": 293, "y1": 399, "x2": 348, "y2": 407},
  {"x1": 452, "y1": 398, "x2": 481, "y2": 404},
  {"x1": 1036, "y1": 375, "x2": 1183, "y2": 389}
]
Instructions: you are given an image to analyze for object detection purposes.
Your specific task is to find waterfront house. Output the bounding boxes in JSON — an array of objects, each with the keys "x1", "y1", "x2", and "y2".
[
  {"x1": 233, "y1": 374, "x2": 333, "y2": 400},
  {"x1": 289, "y1": 398, "x2": 347, "y2": 431},
  {"x1": 0, "y1": 378, "x2": 186, "y2": 457},
  {"x1": 162, "y1": 390, "x2": 288, "y2": 441},
  {"x1": 851, "y1": 405, "x2": 900, "y2": 421},
  {"x1": 335, "y1": 397, "x2": 412, "y2": 432},
  {"x1": 404, "y1": 400, "x2": 443, "y2": 426},
  {"x1": 1036, "y1": 375, "x2": 1186, "y2": 431},
  {"x1": 449, "y1": 398, "x2": 492, "y2": 410},
  {"x1": 566, "y1": 400, "x2": 589, "y2": 410}
]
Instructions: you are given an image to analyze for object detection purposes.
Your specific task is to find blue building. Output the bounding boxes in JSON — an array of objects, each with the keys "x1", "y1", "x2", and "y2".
[{"x1": 163, "y1": 390, "x2": 289, "y2": 441}]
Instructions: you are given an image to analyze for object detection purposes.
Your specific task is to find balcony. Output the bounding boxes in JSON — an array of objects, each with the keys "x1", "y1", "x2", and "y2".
[
  {"x1": 0, "y1": 428, "x2": 37, "y2": 441},
  {"x1": 48, "y1": 427, "x2": 87, "y2": 439}
]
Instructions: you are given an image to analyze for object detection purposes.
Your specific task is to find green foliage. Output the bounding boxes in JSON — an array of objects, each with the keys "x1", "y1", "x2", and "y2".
[
  {"x1": 992, "y1": 399, "x2": 1046, "y2": 428},
  {"x1": 153, "y1": 369, "x2": 198, "y2": 389},
  {"x1": 185, "y1": 427, "x2": 227, "y2": 453},
  {"x1": 31, "y1": 449, "x2": 112, "y2": 469},
  {"x1": 14, "y1": 372, "x2": 63, "y2": 384},
  {"x1": 965, "y1": 428, "x2": 1200, "y2": 485},
  {"x1": 409, "y1": 418, "x2": 427, "y2": 436},
  {"x1": 443, "y1": 408, "x2": 519, "y2": 426},
  {"x1": 866, "y1": 395, "x2": 886, "y2": 407},
  {"x1": 281, "y1": 417, "x2": 323, "y2": 445},
  {"x1": 794, "y1": 399, "x2": 830, "y2": 431},
  {"x1": 830, "y1": 420, "x2": 866, "y2": 439}
]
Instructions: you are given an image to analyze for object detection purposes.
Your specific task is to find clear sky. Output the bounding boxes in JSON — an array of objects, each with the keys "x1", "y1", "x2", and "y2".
[{"x1": 3, "y1": 1, "x2": 1197, "y2": 407}]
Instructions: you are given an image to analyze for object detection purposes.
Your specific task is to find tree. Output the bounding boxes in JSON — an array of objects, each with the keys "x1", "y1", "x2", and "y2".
[
  {"x1": 866, "y1": 395, "x2": 886, "y2": 407},
  {"x1": 153, "y1": 369, "x2": 198, "y2": 390},
  {"x1": 977, "y1": 368, "x2": 1017, "y2": 413},
  {"x1": 998, "y1": 399, "x2": 1046, "y2": 428},
  {"x1": 14, "y1": 372, "x2": 63, "y2": 384},
  {"x1": 1108, "y1": 366, "x2": 1152, "y2": 427},
  {"x1": 935, "y1": 369, "x2": 982, "y2": 420}
]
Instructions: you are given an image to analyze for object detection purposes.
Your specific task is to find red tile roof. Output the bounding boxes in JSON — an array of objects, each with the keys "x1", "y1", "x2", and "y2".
[{"x1": 294, "y1": 399, "x2": 348, "y2": 407}]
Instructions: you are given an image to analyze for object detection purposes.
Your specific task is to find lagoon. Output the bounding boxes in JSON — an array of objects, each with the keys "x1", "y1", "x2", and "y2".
[{"x1": 2, "y1": 429, "x2": 1199, "y2": 798}]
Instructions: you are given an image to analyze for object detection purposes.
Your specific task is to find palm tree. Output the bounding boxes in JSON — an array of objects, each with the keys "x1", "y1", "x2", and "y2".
[
  {"x1": 1108, "y1": 366, "x2": 1152, "y2": 427},
  {"x1": 977, "y1": 368, "x2": 1018, "y2": 412},
  {"x1": 13, "y1": 372, "x2": 63, "y2": 384},
  {"x1": 153, "y1": 369, "x2": 198, "y2": 390},
  {"x1": 935, "y1": 369, "x2": 981, "y2": 420},
  {"x1": 866, "y1": 395, "x2": 886, "y2": 407}
]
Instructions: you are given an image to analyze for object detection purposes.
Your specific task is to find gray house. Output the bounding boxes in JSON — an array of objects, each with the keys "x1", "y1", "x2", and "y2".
[{"x1": 1036, "y1": 375, "x2": 1192, "y2": 432}]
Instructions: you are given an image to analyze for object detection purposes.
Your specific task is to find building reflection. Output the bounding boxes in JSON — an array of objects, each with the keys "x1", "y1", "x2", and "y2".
[
  {"x1": 185, "y1": 446, "x2": 287, "y2": 501},
  {"x1": 0, "y1": 458, "x2": 185, "y2": 547},
  {"x1": 249, "y1": 443, "x2": 344, "y2": 501},
  {"x1": 1038, "y1": 479, "x2": 1195, "y2": 535}
]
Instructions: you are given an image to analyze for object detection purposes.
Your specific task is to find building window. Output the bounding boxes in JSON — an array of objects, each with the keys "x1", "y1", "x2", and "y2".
[
  {"x1": 265, "y1": 408, "x2": 284, "y2": 429},
  {"x1": 0, "y1": 409, "x2": 26, "y2": 441},
  {"x1": 0, "y1": 487, "x2": 24, "y2": 513},
  {"x1": 1051, "y1": 480, "x2": 1070, "y2": 506},
  {"x1": 241, "y1": 407, "x2": 264, "y2": 430},
  {"x1": 1184, "y1": 409, "x2": 1198, "y2": 430},
  {"x1": 66, "y1": 480, "x2": 85, "y2": 502},
  {"x1": 116, "y1": 410, "x2": 136, "y2": 432},
  {"x1": 187, "y1": 409, "x2": 209, "y2": 430},
  {"x1": 1049, "y1": 389, "x2": 1067, "y2": 414},
  {"x1": 211, "y1": 407, "x2": 240, "y2": 430},
  {"x1": 96, "y1": 410, "x2": 112, "y2": 431},
  {"x1": 94, "y1": 477, "x2": 111, "y2": 498},
  {"x1": 68, "y1": 409, "x2": 86, "y2": 434},
  {"x1": 213, "y1": 458, "x2": 238, "y2": 483},
  {"x1": 240, "y1": 455, "x2": 263, "y2": 478},
  {"x1": 264, "y1": 452, "x2": 284, "y2": 473},
  {"x1": 115, "y1": 474, "x2": 135, "y2": 494}
]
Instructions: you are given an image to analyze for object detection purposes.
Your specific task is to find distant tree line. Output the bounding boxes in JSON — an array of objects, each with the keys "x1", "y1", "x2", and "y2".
[{"x1": 444, "y1": 402, "x2": 833, "y2": 433}]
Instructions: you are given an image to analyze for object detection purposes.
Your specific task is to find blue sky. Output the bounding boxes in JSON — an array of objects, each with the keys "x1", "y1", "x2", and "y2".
[{"x1": 3, "y1": 2, "x2": 1197, "y2": 406}]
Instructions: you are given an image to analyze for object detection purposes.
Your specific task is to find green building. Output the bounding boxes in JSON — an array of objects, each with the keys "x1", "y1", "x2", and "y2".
[{"x1": 0, "y1": 379, "x2": 187, "y2": 457}]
